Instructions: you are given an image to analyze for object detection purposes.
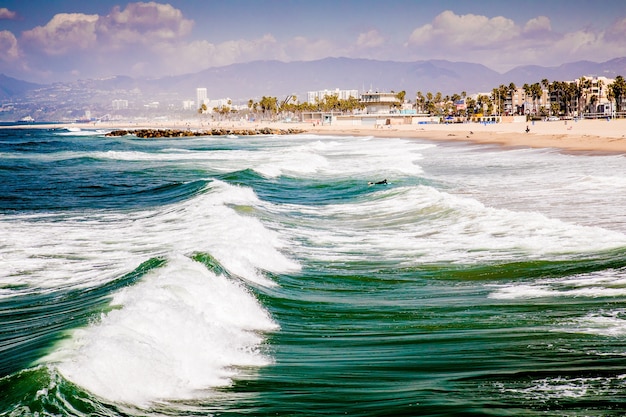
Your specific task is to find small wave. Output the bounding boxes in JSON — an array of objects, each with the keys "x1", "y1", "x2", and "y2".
[{"x1": 55, "y1": 128, "x2": 110, "y2": 136}]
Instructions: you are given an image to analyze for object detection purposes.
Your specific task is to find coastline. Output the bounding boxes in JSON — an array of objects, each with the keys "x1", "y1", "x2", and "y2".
[{"x1": 3, "y1": 118, "x2": 626, "y2": 154}]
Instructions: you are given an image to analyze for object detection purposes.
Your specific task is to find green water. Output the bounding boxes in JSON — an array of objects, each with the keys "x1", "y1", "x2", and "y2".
[{"x1": 1, "y1": 129, "x2": 626, "y2": 416}]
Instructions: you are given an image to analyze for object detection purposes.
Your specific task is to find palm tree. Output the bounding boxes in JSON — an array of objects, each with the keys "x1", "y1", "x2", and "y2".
[
  {"x1": 577, "y1": 76, "x2": 592, "y2": 115},
  {"x1": 416, "y1": 91, "x2": 425, "y2": 113},
  {"x1": 609, "y1": 75, "x2": 626, "y2": 114},
  {"x1": 531, "y1": 83, "x2": 543, "y2": 115}
]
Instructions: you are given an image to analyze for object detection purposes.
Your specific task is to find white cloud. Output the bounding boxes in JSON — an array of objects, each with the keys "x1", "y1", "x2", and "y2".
[
  {"x1": 523, "y1": 16, "x2": 552, "y2": 35},
  {"x1": 96, "y1": 2, "x2": 193, "y2": 47},
  {"x1": 0, "y1": 30, "x2": 19, "y2": 61},
  {"x1": 408, "y1": 11, "x2": 519, "y2": 49},
  {"x1": 20, "y1": 2, "x2": 193, "y2": 56},
  {"x1": 357, "y1": 29, "x2": 385, "y2": 48},
  {"x1": 22, "y1": 13, "x2": 98, "y2": 55},
  {"x1": 0, "y1": 7, "x2": 17, "y2": 20},
  {"x1": 405, "y1": 10, "x2": 626, "y2": 71}
]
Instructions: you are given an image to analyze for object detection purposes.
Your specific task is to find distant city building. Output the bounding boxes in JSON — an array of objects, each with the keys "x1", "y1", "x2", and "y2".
[
  {"x1": 307, "y1": 88, "x2": 359, "y2": 104},
  {"x1": 207, "y1": 98, "x2": 231, "y2": 109},
  {"x1": 196, "y1": 88, "x2": 208, "y2": 108},
  {"x1": 182, "y1": 100, "x2": 195, "y2": 110},
  {"x1": 112, "y1": 99, "x2": 128, "y2": 110}
]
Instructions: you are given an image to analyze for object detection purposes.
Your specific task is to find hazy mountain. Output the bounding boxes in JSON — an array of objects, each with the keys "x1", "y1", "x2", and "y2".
[
  {"x1": 148, "y1": 56, "x2": 626, "y2": 100},
  {"x1": 503, "y1": 57, "x2": 626, "y2": 85},
  {"x1": 0, "y1": 74, "x2": 43, "y2": 100},
  {"x1": 150, "y1": 58, "x2": 503, "y2": 100},
  {"x1": 1, "y1": 57, "x2": 625, "y2": 104}
]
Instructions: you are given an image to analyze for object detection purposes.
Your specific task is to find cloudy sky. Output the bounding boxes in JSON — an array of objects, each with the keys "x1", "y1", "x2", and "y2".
[{"x1": 1, "y1": 0, "x2": 625, "y2": 83}]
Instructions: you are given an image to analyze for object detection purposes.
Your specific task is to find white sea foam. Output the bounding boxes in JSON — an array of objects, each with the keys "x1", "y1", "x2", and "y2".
[
  {"x1": 0, "y1": 180, "x2": 299, "y2": 294},
  {"x1": 558, "y1": 309, "x2": 626, "y2": 337},
  {"x1": 55, "y1": 129, "x2": 109, "y2": 136},
  {"x1": 53, "y1": 255, "x2": 277, "y2": 406},
  {"x1": 282, "y1": 184, "x2": 626, "y2": 265},
  {"x1": 495, "y1": 375, "x2": 621, "y2": 401},
  {"x1": 243, "y1": 136, "x2": 429, "y2": 178},
  {"x1": 488, "y1": 269, "x2": 626, "y2": 300}
]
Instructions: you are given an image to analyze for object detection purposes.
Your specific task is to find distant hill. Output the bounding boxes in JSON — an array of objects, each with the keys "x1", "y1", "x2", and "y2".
[
  {"x1": 0, "y1": 74, "x2": 43, "y2": 100},
  {"x1": 503, "y1": 57, "x2": 626, "y2": 86},
  {"x1": 151, "y1": 57, "x2": 504, "y2": 100},
  {"x1": 1, "y1": 57, "x2": 625, "y2": 104},
  {"x1": 149, "y1": 56, "x2": 626, "y2": 100}
]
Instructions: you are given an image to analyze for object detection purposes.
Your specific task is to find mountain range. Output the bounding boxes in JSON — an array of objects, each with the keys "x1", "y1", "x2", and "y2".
[
  {"x1": 2, "y1": 57, "x2": 626, "y2": 103},
  {"x1": 145, "y1": 56, "x2": 626, "y2": 100}
]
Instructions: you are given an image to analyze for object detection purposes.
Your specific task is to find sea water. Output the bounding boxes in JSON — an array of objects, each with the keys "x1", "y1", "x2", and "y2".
[{"x1": 1, "y1": 127, "x2": 625, "y2": 416}]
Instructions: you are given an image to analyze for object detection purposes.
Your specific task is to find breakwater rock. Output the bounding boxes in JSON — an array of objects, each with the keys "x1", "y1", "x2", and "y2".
[{"x1": 105, "y1": 127, "x2": 306, "y2": 138}]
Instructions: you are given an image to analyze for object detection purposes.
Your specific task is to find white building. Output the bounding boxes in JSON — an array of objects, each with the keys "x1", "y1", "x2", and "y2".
[
  {"x1": 307, "y1": 88, "x2": 359, "y2": 104},
  {"x1": 196, "y1": 88, "x2": 208, "y2": 108},
  {"x1": 112, "y1": 99, "x2": 128, "y2": 110}
]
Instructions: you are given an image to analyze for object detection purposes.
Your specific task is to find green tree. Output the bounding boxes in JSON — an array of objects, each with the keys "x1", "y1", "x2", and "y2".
[
  {"x1": 259, "y1": 96, "x2": 278, "y2": 118},
  {"x1": 395, "y1": 90, "x2": 406, "y2": 105},
  {"x1": 609, "y1": 75, "x2": 626, "y2": 114}
]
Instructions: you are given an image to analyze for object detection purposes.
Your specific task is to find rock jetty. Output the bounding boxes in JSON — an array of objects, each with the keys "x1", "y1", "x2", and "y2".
[{"x1": 105, "y1": 127, "x2": 306, "y2": 138}]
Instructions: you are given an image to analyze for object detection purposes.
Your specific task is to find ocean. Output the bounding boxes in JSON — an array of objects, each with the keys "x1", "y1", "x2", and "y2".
[{"x1": 1, "y1": 127, "x2": 626, "y2": 416}]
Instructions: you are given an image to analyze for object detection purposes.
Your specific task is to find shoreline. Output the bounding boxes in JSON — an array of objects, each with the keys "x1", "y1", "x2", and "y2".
[
  {"x1": 3, "y1": 118, "x2": 626, "y2": 155},
  {"x1": 310, "y1": 118, "x2": 626, "y2": 155}
]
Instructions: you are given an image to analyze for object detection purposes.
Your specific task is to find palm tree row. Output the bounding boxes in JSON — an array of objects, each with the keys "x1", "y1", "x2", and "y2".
[
  {"x1": 246, "y1": 94, "x2": 366, "y2": 120},
  {"x1": 416, "y1": 75, "x2": 626, "y2": 118},
  {"x1": 222, "y1": 77, "x2": 626, "y2": 120}
]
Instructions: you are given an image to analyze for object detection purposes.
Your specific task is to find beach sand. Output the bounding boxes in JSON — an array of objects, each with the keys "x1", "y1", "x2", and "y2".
[
  {"x1": 5, "y1": 118, "x2": 626, "y2": 154},
  {"x1": 310, "y1": 118, "x2": 626, "y2": 154}
]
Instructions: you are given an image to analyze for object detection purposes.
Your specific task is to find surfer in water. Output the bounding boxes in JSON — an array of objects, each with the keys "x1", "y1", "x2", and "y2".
[{"x1": 368, "y1": 179, "x2": 388, "y2": 186}]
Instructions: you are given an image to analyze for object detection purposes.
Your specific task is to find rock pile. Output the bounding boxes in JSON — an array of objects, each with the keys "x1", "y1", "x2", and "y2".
[{"x1": 105, "y1": 127, "x2": 306, "y2": 138}]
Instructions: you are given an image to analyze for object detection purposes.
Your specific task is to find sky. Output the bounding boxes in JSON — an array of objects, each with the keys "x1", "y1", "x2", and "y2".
[{"x1": 1, "y1": 0, "x2": 625, "y2": 84}]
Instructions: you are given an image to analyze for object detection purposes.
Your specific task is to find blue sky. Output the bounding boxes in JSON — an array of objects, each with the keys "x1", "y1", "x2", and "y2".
[{"x1": 1, "y1": 0, "x2": 625, "y2": 83}]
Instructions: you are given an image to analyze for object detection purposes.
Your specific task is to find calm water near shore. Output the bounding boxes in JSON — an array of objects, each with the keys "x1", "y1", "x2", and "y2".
[{"x1": 1, "y1": 127, "x2": 626, "y2": 416}]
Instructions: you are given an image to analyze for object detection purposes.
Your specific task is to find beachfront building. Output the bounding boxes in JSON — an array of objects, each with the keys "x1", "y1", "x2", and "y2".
[
  {"x1": 360, "y1": 92, "x2": 401, "y2": 114},
  {"x1": 574, "y1": 75, "x2": 615, "y2": 116},
  {"x1": 504, "y1": 87, "x2": 549, "y2": 116},
  {"x1": 307, "y1": 88, "x2": 359, "y2": 104}
]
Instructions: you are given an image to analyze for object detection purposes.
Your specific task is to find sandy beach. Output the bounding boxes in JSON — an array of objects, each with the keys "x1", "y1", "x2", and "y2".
[
  {"x1": 309, "y1": 118, "x2": 626, "y2": 154},
  {"x1": 4, "y1": 117, "x2": 626, "y2": 154}
]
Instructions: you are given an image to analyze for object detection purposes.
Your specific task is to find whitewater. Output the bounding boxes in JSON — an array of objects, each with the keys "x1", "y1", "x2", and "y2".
[{"x1": 1, "y1": 127, "x2": 625, "y2": 416}]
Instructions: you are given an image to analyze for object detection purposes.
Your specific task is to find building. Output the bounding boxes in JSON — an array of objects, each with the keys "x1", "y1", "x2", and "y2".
[
  {"x1": 360, "y1": 92, "x2": 401, "y2": 114},
  {"x1": 504, "y1": 88, "x2": 549, "y2": 115},
  {"x1": 112, "y1": 99, "x2": 128, "y2": 110},
  {"x1": 307, "y1": 88, "x2": 359, "y2": 104},
  {"x1": 575, "y1": 75, "x2": 615, "y2": 116},
  {"x1": 196, "y1": 88, "x2": 208, "y2": 109}
]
